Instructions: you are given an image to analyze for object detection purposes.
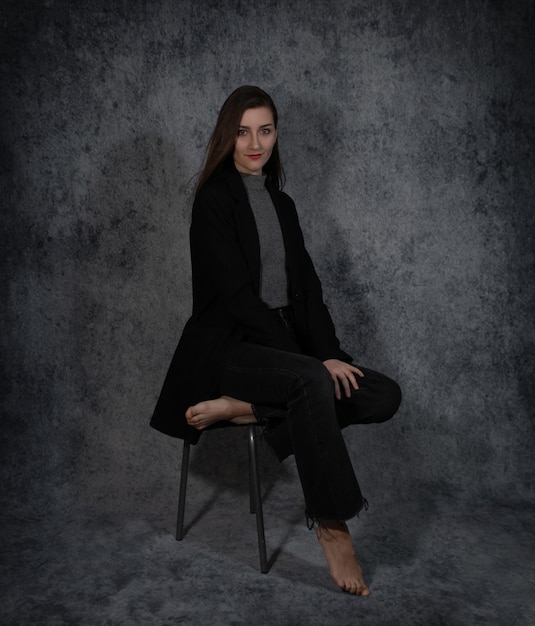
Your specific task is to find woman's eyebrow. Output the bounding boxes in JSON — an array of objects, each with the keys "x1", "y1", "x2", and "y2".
[{"x1": 238, "y1": 123, "x2": 274, "y2": 129}]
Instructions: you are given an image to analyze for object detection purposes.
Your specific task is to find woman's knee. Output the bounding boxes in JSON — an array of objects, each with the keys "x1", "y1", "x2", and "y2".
[
  {"x1": 339, "y1": 369, "x2": 402, "y2": 425},
  {"x1": 374, "y1": 376, "x2": 402, "y2": 423}
]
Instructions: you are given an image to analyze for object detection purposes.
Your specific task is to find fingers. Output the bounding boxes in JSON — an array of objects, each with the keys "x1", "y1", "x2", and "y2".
[
  {"x1": 343, "y1": 374, "x2": 355, "y2": 397},
  {"x1": 337, "y1": 367, "x2": 359, "y2": 397},
  {"x1": 345, "y1": 364, "x2": 364, "y2": 380},
  {"x1": 351, "y1": 366, "x2": 365, "y2": 378},
  {"x1": 324, "y1": 360, "x2": 367, "y2": 399},
  {"x1": 324, "y1": 361, "x2": 365, "y2": 398},
  {"x1": 332, "y1": 375, "x2": 341, "y2": 400},
  {"x1": 341, "y1": 364, "x2": 365, "y2": 397},
  {"x1": 330, "y1": 370, "x2": 355, "y2": 399}
]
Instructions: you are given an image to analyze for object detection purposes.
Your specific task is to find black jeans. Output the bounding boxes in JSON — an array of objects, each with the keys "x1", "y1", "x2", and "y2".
[{"x1": 218, "y1": 321, "x2": 401, "y2": 522}]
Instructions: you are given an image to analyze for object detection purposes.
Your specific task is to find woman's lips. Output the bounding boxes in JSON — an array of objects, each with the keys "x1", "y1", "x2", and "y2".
[{"x1": 247, "y1": 154, "x2": 263, "y2": 160}]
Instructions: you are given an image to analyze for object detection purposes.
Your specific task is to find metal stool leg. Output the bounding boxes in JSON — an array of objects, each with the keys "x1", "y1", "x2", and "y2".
[
  {"x1": 248, "y1": 432, "x2": 255, "y2": 514},
  {"x1": 248, "y1": 424, "x2": 268, "y2": 573},
  {"x1": 176, "y1": 440, "x2": 190, "y2": 541}
]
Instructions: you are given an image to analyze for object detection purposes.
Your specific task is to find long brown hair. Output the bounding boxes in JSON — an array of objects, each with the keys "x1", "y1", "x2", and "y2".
[{"x1": 196, "y1": 86, "x2": 285, "y2": 193}]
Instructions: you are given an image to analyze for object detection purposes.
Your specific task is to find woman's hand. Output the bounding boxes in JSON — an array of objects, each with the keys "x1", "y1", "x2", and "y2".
[{"x1": 323, "y1": 359, "x2": 365, "y2": 400}]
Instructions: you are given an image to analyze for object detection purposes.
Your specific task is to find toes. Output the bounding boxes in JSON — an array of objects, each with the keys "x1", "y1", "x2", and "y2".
[
  {"x1": 339, "y1": 580, "x2": 370, "y2": 596},
  {"x1": 185, "y1": 406, "x2": 200, "y2": 421},
  {"x1": 186, "y1": 415, "x2": 203, "y2": 429},
  {"x1": 340, "y1": 580, "x2": 357, "y2": 595},
  {"x1": 346, "y1": 583, "x2": 358, "y2": 595}
]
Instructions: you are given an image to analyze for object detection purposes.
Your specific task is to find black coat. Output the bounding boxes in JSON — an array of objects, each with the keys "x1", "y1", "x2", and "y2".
[{"x1": 150, "y1": 164, "x2": 352, "y2": 443}]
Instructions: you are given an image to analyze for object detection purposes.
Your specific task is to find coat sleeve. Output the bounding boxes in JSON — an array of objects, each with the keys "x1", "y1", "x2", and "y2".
[
  {"x1": 281, "y1": 193, "x2": 353, "y2": 363},
  {"x1": 190, "y1": 186, "x2": 303, "y2": 354},
  {"x1": 300, "y1": 245, "x2": 353, "y2": 362}
]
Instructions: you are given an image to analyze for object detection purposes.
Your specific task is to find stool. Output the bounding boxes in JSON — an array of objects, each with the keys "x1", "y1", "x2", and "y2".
[{"x1": 175, "y1": 422, "x2": 268, "y2": 573}]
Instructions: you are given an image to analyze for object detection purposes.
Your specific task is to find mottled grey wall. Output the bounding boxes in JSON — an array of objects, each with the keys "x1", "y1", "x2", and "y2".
[{"x1": 2, "y1": 0, "x2": 534, "y2": 520}]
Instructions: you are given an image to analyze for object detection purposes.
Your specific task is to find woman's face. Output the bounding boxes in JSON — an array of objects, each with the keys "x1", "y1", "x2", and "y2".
[{"x1": 233, "y1": 106, "x2": 277, "y2": 176}]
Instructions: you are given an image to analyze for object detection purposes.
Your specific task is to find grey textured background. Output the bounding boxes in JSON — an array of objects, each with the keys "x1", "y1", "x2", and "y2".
[{"x1": 2, "y1": 1, "x2": 534, "y2": 624}]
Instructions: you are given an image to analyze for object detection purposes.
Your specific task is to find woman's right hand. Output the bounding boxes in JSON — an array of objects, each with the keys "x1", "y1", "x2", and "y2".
[{"x1": 322, "y1": 359, "x2": 364, "y2": 400}]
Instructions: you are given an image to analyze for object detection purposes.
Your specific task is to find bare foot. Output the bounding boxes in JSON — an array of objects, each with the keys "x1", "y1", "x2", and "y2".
[
  {"x1": 316, "y1": 520, "x2": 370, "y2": 596},
  {"x1": 185, "y1": 396, "x2": 255, "y2": 430}
]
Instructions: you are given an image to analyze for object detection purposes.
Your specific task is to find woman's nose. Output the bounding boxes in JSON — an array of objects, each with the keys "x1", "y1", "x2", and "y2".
[{"x1": 248, "y1": 133, "x2": 260, "y2": 149}]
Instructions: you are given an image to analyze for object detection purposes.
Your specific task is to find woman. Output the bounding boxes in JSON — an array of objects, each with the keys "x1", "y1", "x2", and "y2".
[{"x1": 151, "y1": 86, "x2": 401, "y2": 595}]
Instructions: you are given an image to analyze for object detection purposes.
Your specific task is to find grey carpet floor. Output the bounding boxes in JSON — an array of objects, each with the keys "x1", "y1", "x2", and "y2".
[{"x1": 2, "y1": 452, "x2": 534, "y2": 625}]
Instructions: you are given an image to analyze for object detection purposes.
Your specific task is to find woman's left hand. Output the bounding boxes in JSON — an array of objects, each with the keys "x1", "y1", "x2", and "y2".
[{"x1": 322, "y1": 359, "x2": 365, "y2": 400}]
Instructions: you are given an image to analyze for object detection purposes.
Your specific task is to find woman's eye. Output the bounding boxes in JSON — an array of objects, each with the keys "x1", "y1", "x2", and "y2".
[
  {"x1": 237, "y1": 129, "x2": 247, "y2": 136},
  {"x1": 261, "y1": 128, "x2": 271, "y2": 134}
]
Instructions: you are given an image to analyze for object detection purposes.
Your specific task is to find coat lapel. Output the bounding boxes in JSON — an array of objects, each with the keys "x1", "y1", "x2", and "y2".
[{"x1": 225, "y1": 168, "x2": 261, "y2": 295}]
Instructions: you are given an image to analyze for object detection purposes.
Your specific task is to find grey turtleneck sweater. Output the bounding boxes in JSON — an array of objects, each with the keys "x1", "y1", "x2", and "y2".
[{"x1": 241, "y1": 173, "x2": 288, "y2": 308}]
